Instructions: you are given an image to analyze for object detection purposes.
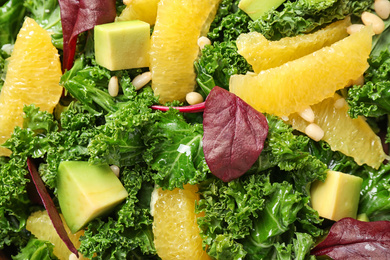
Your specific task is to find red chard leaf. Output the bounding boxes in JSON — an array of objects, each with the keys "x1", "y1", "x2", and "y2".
[
  {"x1": 311, "y1": 217, "x2": 390, "y2": 259},
  {"x1": 27, "y1": 158, "x2": 79, "y2": 257},
  {"x1": 59, "y1": 0, "x2": 116, "y2": 71},
  {"x1": 203, "y1": 86, "x2": 268, "y2": 182}
]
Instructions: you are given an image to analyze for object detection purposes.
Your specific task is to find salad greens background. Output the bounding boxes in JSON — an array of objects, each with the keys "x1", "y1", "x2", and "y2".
[{"x1": 1, "y1": 0, "x2": 390, "y2": 259}]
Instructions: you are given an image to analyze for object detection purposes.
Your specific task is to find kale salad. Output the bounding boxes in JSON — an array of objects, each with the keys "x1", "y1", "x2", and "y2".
[{"x1": 1, "y1": 0, "x2": 390, "y2": 259}]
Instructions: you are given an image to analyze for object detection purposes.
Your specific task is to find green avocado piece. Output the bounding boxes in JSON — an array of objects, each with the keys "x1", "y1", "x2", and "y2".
[
  {"x1": 94, "y1": 20, "x2": 150, "y2": 71},
  {"x1": 57, "y1": 161, "x2": 128, "y2": 233},
  {"x1": 310, "y1": 170, "x2": 362, "y2": 222},
  {"x1": 238, "y1": 0, "x2": 287, "y2": 21}
]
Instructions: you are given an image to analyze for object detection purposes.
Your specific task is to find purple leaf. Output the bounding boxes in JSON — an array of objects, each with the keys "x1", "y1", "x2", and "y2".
[
  {"x1": 58, "y1": 0, "x2": 116, "y2": 71},
  {"x1": 151, "y1": 102, "x2": 205, "y2": 113},
  {"x1": 27, "y1": 158, "x2": 79, "y2": 257},
  {"x1": 311, "y1": 217, "x2": 390, "y2": 259},
  {"x1": 202, "y1": 86, "x2": 268, "y2": 182}
]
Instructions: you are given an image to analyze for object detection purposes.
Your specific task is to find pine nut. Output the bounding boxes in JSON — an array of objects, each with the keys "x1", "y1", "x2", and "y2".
[
  {"x1": 281, "y1": 116, "x2": 289, "y2": 121},
  {"x1": 351, "y1": 75, "x2": 365, "y2": 86},
  {"x1": 374, "y1": 0, "x2": 390, "y2": 20},
  {"x1": 132, "y1": 71, "x2": 152, "y2": 90},
  {"x1": 298, "y1": 106, "x2": 315, "y2": 123},
  {"x1": 108, "y1": 76, "x2": 119, "y2": 97},
  {"x1": 334, "y1": 98, "x2": 346, "y2": 109},
  {"x1": 305, "y1": 123, "x2": 324, "y2": 142},
  {"x1": 186, "y1": 92, "x2": 204, "y2": 105},
  {"x1": 347, "y1": 24, "x2": 365, "y2": 34},
  {"x1": 197, "y1": 36, "x2": 211, "y2": 50},
  {"x1": 361, "y1": 11, "x2": 385, "y2": 34},
  {"x1": 110, "y1": 165, "x2": 120, "y2": 178}
]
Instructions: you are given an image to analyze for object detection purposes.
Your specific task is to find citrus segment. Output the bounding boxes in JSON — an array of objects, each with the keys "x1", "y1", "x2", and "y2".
[
  {"x1": 26, "y1": 210, "x2": 88, "y2": 260},
  {"x1": 229, "y1": 25, "x2": 372, "y2": 118},
  {"x1": 152, "y1": 184, "x2": 210, "y2": 260},
  {"x1": 116, "y1": 0, "x2": 160, "y2": 25},
  {"x1": 0, "y1": 17, "x2": 62, "y2": 156},
  {"x1": 287, "y1": 94, "x2": 387, "y2": 169},
  {"x1": 150, "y1": 0, "x2": 221, "y2": 104},
  {"x1": 237, "y1": 18, "x2": 351, "y2": 73}
]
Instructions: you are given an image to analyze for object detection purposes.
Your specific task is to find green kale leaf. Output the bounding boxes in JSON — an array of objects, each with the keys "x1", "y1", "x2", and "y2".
[
  {"x1": 207, "y1": 0, "x2": 251, "y2": 43},
  {"x1": 249, "y1": 0, "x2": 374, "y2": 40},
  {"x1": 347, "y1": 50, "x2": 390, "y2": 118},
  {"x1": 357, "y1": 164, "x2": 390, "y2": 221},
  {"x1": 0, "y1": 0, "x2": 26, "y2": 46},
  {"x1": 195, "y1": 41, "x2": 252, "y2": 94},
  {"x1": 13, "y1": 239, "x2": 57, "y2": 260},
  {"x1": 143, "y1": 109, "x2": 209, "y2": 190}
]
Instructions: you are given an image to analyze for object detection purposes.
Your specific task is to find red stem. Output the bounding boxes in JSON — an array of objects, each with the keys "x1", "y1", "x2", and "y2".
[
  {"x1": 151, "y1": 102, "x2": 205, "y2": 113},
  {"x1": 27, "y1": 158, "x2": 79, "y2": 258}
]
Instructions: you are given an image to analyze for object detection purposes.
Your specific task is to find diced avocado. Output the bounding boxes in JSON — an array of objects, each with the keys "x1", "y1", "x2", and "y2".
[
  {"x1": 57, "y1": 161, "x2": 128, "y2": 233},
  {"x1": 238, "y1": 0, "x2": 287, "y2": 21},
  {"x1": 357, "y1": 213, "x2": 370, "y2": 222},
  {"x1": 94, "y1": 20, "x2": 150, "y2": 71},
  {"x1": 310, "y1": 170, "x2": 362, "y2": 221}
]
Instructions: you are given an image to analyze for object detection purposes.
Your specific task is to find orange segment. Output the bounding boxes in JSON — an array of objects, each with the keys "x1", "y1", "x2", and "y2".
[
  {"x1": 152, "y1": 184, "x2": 210, "y2": 260},
  {"x1": 0, "y1": 17, "x2": 62, "y2": 156},
  {"x1": 150, "y1": 0, "x2": 221, "y2": 104},
  {"x1": 287, "y1": 94, "x2": 388, "y2": 169},
  {"x1": 26, "y1": 210, "x2": 88, "y2": 260},
  {"x1": 229, "y1": 25, "x2": 372, "y2": 118},
  {"x1": 237, "y1": 18, "x2": 351, "y2": 73},
  {"x1": 116, "y1": 0, "x2": 160, "y2": 25}
]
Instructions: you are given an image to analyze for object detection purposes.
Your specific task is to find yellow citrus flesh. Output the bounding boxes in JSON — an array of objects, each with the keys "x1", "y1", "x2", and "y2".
[
  {"x1": 150, "y1": 0, "x2": 221, "y2": 104},
  {"x1": 237, "y1": 18, "x2": 351, "y2": 73},
  {"x1": 287, "y1": 94, "x2": 387, "y2": 169},
  {"x1": 229, "y1": 25, "x2": 372, "y2": 118},
  {"x1": 26, "y1": 210, "x2": 88, "y2": 260},
  {"x1": 0, "y1": 17, "x2": 62, "y2": 156},
  {"x1": 116, "y1": 0, "x2": 160, "y2": 25},
  {"x1": 153, "y1": 184, "x2": 210, "y2": 260}
]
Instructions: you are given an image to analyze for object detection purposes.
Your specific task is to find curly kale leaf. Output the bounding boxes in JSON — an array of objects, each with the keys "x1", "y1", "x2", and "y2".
[
  {"x1": 61, "y1": 57, "x2": 117, "y2": 115},
  {"x1": 348, "y1": 50, "x2": 390, "y2": 118},
  {"x1": 13, "y1": 239, "x2": 56, "y2": 260},
  {"x1": 0, "y1": 0, "x2": 26, "y2": 46},
  {"x1": 197, "y1": 173, "x2": 322, "y2": 260},
  {"x1": 143, "y1": 109, "x2": 209, "y2": 190},
  {"x1": 249, "y1": 0, "x2": 374, "y2": 40},
  {"x1": 250, "y1": 115, "x2": 327, "y2": 195},
  {"x1": 0, "y1": 155, "x2": 31, "y2": 250},
  {"x1": 88, "y1": 86, "x2": 157, "y2": 167},
  {"x1": 207, "y1": 0, "x2": 251, "y2": 43},
  {"x1": 195, "y1": 41, "x2": 252, "y2": 94},
  {"x1": 356, "y1": 164, "x2": 390, "y2": 221}
]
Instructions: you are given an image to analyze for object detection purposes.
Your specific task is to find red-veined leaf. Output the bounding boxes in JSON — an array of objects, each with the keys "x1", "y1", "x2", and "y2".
[{"x1": 202, "y1": 86, "x2": 268, "y2": 182}]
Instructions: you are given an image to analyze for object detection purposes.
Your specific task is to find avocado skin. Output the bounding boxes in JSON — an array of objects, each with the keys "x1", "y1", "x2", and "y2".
[{"x1": 57, "y1": 161, "x2": 128, "y2": 233}]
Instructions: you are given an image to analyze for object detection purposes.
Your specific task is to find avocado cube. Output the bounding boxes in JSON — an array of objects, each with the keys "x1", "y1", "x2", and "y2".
[
  {"x1": 57, "y1": 161, "x2": 128, "y2": 233},
  {"x1": 94, "y1": 20, "x2": 150, "y2": 71},
  {"x1": 310, "y1": 170, "x2": 362, "y2": 221},
  {"x1": 238, "y1": 0, "x2": 287, "y2": 21}
]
